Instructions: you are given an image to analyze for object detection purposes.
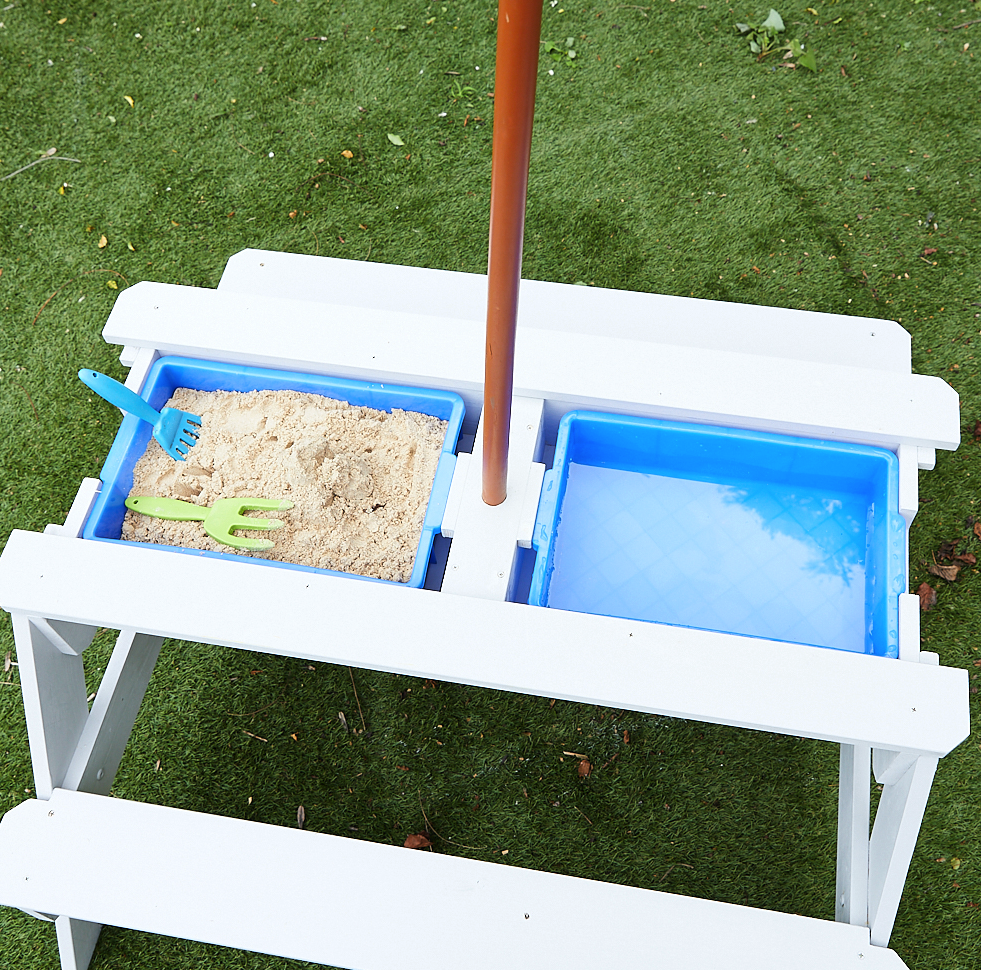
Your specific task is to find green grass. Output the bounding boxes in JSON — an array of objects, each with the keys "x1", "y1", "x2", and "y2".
[{"x1": 1, "y1": 0, "x2": 980, "y2": 967}]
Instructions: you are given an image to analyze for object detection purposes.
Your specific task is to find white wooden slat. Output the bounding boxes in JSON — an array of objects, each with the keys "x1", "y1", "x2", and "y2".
[
  {"x1": 12, "y1": 614, "x2": 90, "y2": 801},
  {"x1": 101, "y1": 282, "x2": 959, "y2": 450},
  {"x1": 0, "y1": 531, "x2": 968, "y2": 757},
  {"x1": 441, "y1": 396, "x2": 544, "y2": 600},
  {"x1": 897, "y1": 594, "x2": 921, "y2": 664},
  {"x1": 0, "y1": 789, "x2": 907, "y2": 970},
  {"x1": 868, "y1": 757, "x2": 939, "y2": 947},
  {"x1": 218, "y1": 249, "x2": 914, "y2": 374},
  {"x1": 43, "y1": 478, "x2": 101, "y2": 540},
  {"x1": 61, "y1": 631, "x2": 164, "y2": 796},
  {"x1": 54, "y1": 916, "x2": 101, "y2": 970},
  {"x1": 835, "y1": 743, "x2": 871, "y2": 927}
]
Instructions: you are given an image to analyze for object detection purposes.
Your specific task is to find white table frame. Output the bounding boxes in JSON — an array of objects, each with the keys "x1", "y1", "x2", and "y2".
[{"x1": 0, "y1": 251, "x2": 968, "y2": 970}]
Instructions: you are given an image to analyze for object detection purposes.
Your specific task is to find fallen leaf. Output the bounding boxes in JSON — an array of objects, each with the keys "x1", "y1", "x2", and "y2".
[
  {"x1": 297, "y1": 805, "x2": 306, "y2": 829},
  {"x1": 404, "y1": 832, "x2": 432, "y2": 849},
  {"x1": 44, "y1": 147, "x2": 57, "y2": 156},
  {"x1": 387, "y1": 133, "x2": 405, "y2": 146},
  {"x1": 916, "y1": 582, "x2": 937, "y2": 611},
  {"x1": 341, "y1": 149, "x2": 354, "y2": 158},
  {"x1": 3, "y1": 652, "x2": 10, "y2": 673},
  {"x1": 123, "y1": 95, "x2": 134, "y2": 108},
  {"x1": 358, "y1": 223, "x2": 367, "y2": 230},
  {"x1": 952, "y1": 857, "x2": 961, "y2": 870},
  {"x1": 928, "y1": 563, "x2": 959, "y2": 582},
  {"x1": 126, "y1": 240, "x2": 136, "y2": 252},
  {"x1": 106, "y1": 280, "x2": 117, "y2": 289},
  {"x1": 937, "y1": 538, "x2": 962, "y2": 560},
  {"x1": 338, "y1": 711, "x2": 349, "y2": 732},
  {"x1": 975, "y1": 522, "x2": 981, "y2": 541},
  {"x1": 923, "y1": 247, "x2": 937, "y2": 256},
  {"x1": 288, "y1": 210, "x2": 297, "y2": 218},
  {"x1": 98, "y1": 234, "x2": 108, "y2": 248},
  {"x1": 974, "y1": 419, "x2": 981, "y2": 442},
  {"x1": 154, "y1": 759, "x2": 161, "y2": 771},
  {"x1": 623, "y1": 729, "x2": 630, "y2": 744},
  {"x1": 578, "y1": 758, "x2": 592, "y2": 778},
  {"x1": 57, "y1": 17, "x2": 67, "y2": 24},
  {"x1": 955, "y1": 552, "x2": 977, "y2": 565}
]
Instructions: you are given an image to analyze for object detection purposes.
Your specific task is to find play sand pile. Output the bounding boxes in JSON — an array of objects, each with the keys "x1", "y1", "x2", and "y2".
[{"x1": 122, "y1": 387, "x2": 448, "y2": 582}]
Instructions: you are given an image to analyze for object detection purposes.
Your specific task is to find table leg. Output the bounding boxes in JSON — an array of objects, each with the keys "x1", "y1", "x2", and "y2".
[
  {"x1": 868, "y1": 754, "x2": 938, "y2": 947},
  {"x1": 12, "y1": 617, "x2": 163, "y2": 970},
  {"x1": 835, "y1": 742, "x2": 871, "y2": 927}
]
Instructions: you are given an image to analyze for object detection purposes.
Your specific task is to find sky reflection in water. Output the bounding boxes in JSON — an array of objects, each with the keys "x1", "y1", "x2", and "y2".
[{"x1": 547, "y1": 463, "x2": 870, "y2": 653}]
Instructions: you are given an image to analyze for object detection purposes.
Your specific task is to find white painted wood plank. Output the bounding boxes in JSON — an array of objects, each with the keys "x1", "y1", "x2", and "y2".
[
  {"x1": 55, "y1": 916, "x2": 101, "y2": 970},
  {"x1": 43, "y1": 478, "x2": 100, "y2": 540},
  {"x1": 836, "y1": 743, "x2": 871, "y2": 927},
  {"x1": 11, "y1": 614, "x2": 90, "y2": 801},
  {"x1": 897, "y1": 594, "x2": 921, "y2": 664},
  {"x1": 61, "y1": 631, "x2": 164, "y2": 796},
  {"x1": 101, "y1": 282, "x2": 959, "y2": 450},
  {"x1": 441, "y1": 397, "x2": 544, "y2": 600},
  {"x1": 868, "y1": 757, "x2": 938, "y2": 947},
  {"x1": 897, "y1": 444, "x2": 918, "y2": 527},
  {"x1": 0, "y1": 531, "x2": 968, "y2": 757},
  {"x1": 0, "y1": 789, "x2": 907, "y2": 970},
  {"x1": 218, "y1": 249, "x2": 914, "y2": 374}
]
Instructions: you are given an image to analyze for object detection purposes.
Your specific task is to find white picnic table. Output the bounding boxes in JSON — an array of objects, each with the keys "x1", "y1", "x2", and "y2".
[{"x1": 0, "y1": 249, "x2": 968, "y2": 970}]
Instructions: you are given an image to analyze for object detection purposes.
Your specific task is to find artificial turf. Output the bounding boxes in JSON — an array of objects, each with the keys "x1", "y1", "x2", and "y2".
[{"x1": 0, "y1": 0, "x2": 979, "y2": 967}]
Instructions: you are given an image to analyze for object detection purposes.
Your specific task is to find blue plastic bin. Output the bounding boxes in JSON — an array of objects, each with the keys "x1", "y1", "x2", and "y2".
[
  {"x1": 529, "y1": 411, "x2": 905, "y2": 656},
  {"x1": 83, "y1": 357, "x2": 465, "y2": 588}
]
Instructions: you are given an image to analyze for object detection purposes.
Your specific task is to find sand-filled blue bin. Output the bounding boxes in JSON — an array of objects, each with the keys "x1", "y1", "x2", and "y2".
[
  {"x1": 529, "y1": 411, "x2": 906, "y2": 656},
  {"x1": 82, "y1": 356, "x2": 465, "y2": 588}
]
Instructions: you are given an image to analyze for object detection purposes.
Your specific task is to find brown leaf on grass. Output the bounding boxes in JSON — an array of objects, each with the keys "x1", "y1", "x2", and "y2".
[
  {"x1": 928, "y1": 563, "x2": 960, "y2": 582},
  {"x1": 974, "y1": 420, "x2": 981, "y2": 442},
  {"x1": 955, "y1": 552, "x2": 977, "y2": 565},
  {"x1": 975, "y1": 522, "x2": 981, "y2": 541},
  {"x1": 404, "y1": 832, "x2": 432, "y2": 849},
  {"x1": 923, "y1": 247, "x2": 938, "y2": 256},
  {"x1": 341, "y1": 149, "x2": 354, "y2": 158},
  {"x1": 577, "y1": 758, "x2": 592, "y2": 778},
  {"x1": 936, "y1": 538, "x2": 962, "y2": 560},
  {"x1": 916, "y1": 582, "x2": 937, "y2": 611},
  {"x1": 623, "y1": 729, "x2": 630, "y2": 744},
  {"x1": 297, "y1": 805, "x2": 306, "y2": 829},
  {"x1": 98, "y1": 234, "x2": 108, "y2": 248}
]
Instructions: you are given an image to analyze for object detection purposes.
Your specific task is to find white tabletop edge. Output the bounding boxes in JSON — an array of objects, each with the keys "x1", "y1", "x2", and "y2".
[{"x1": 0, "y1": 531, "x2": 968, "y2": 757}]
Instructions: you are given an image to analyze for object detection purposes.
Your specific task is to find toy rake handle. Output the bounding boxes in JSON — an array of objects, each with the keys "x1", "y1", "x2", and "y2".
[
  {"x1": 482, "y1": 0, "x2": 543, "y2": 507},
  {"x1": 78, "y1": 369, "x2": 161, "y2": 427},
  {"x1": 125, "y1": 497, "x2": 208, "y2": 522}
]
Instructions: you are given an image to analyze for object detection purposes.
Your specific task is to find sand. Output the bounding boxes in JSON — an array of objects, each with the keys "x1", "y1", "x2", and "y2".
[{"x1": 122, "y1": 387, "x2": 448, "y2": 583}]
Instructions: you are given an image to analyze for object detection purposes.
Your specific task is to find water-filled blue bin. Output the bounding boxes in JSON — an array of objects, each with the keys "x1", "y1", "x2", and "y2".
[
  {"x1": 82, "y1": 356, "x2": 465, "y2": 588},
  {"x1": 529, "y1": 411, "x2": 905, "y2": 656}
]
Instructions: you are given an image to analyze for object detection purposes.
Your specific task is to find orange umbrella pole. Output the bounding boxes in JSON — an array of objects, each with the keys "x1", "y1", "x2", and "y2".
[{"x1": 482, "y1": 0, "x2": 543, "y2": 506}]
